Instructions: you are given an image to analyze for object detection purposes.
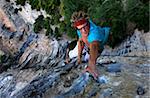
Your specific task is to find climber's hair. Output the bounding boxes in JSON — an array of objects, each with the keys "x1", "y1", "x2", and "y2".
[{"x1": 71, "y1": 11, "x2": 89, "y2": 27}]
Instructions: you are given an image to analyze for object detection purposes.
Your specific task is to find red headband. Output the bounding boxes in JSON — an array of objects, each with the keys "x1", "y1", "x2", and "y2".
[{"x1": 74, "y1": 18, "x2": 87, "y2": 27}]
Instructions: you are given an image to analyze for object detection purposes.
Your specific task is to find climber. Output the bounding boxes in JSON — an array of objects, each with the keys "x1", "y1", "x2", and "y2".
[{"x1": 65, "y1": 11, "x2": 110, "y2": 80}]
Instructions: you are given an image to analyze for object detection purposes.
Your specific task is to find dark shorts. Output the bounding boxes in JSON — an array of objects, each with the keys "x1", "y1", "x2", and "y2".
[{"x1": 67, "y1": 40, "x2": 78, "y2": 51}]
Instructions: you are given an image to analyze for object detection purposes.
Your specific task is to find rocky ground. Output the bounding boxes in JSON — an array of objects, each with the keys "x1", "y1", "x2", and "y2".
[
  {"x1": 43, "y1": 56, "x2": 150, "y2": 98},
  {"x1": 0, "y1": 0, "x2": 150, "y2": 98}
]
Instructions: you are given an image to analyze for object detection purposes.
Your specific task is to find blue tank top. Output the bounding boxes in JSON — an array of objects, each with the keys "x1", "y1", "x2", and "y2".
[{"x1": 77, "y1": 20, "x2": 110, "y2": 49}]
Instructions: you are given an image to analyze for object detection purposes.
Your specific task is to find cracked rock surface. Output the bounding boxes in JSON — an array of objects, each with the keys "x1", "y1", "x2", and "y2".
[{"x1": 0, "y1": 0, "x2": 149, "y2": 98}]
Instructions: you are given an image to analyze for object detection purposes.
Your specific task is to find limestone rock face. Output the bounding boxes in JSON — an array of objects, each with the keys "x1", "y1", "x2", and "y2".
[
  {"x1": 0, "y1": 8, "x2": 16, "y2": 32},
  {"x1": 0, "y1": 1, "x2": 149, "y2": 98},
  {"x1": 0, "y1": 3, "x2": 30, "y2": 55},
  {"x1": 18, "y1": 35, "x2": 60, "y2": 69},
  {"x1": 102, "y1": 29, "x2": 150, "y2": 57},
  {"x1": 143, "y1": 32, "x2": 150, "y2": 50}
]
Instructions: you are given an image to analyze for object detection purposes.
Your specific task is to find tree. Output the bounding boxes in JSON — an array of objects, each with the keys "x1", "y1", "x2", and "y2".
[{"x1": 16, "y1": 0, "x2": 149, "y2": 47}]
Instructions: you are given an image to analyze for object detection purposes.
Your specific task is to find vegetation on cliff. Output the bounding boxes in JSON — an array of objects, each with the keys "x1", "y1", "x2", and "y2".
[{"x1": 15, "y1": 0, "x2": 149, "y2": 47}]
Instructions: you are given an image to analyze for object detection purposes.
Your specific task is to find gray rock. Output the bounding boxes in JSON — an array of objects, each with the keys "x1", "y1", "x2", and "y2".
[
  {"x1": 0, "y1": 1, "x2": 149, "y2": 98},
  {"x1": 106, "y1": 63, "x2": 122, "y2": 72}
]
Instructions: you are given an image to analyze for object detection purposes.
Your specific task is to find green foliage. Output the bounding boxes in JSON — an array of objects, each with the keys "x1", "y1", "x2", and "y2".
[
  {"x1": 28, "y1": 0, "x2": 61, "y2": 37},
  {"x1": 16, "y1": 0, "x2": 149, "y2": 47},
  {"x1": 126, "y1": 0, "x2": 149, "y2": 32},
  {"x1": 34, "y1": 15, "x2": 53, "y2": 37},
  {"x1": 61, "y1": 0, "x2": 148, "y2": 47},
  {"x1": 16, "y1": 0, "x2": 26, "y2": 6},
  {"x1": 16, "y1": 0, "x2": 61, "y2": 36},
  {"x1": 34, "y1": 15, "x2": 45, "y2": 33},
  {"x1": 87, "y1": 0, "x2": 126, "y2": 47},
  {"x1": 29, "y1": 0, "x2": 41, "y2": 11},
  {"x1": 58, "y1": 22, "x2": 68, "y2": 37},
  {"x1": 44, "y1": 17, "x2": 53, "y2": 37},
  {"x1": 0, "y1": 55, "x2": 1, "y2": 63}
]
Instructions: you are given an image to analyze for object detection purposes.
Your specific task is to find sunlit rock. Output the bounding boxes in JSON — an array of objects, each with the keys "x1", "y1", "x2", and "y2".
[
  {"x1": 0, "y1": 8, "x2": 16, "y2": 32},
  {"x1": 0, "y1": 0, "x2": 149, "y2": 98},
  {"x1": 102, "y1": 29, "x2": 150, "y2": 57},
  {"x1": 18, "y1": 34, "x2": 52, "y2": 68}
]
